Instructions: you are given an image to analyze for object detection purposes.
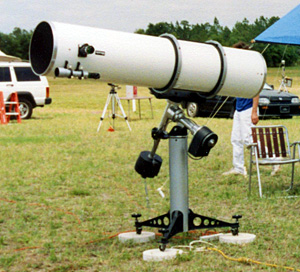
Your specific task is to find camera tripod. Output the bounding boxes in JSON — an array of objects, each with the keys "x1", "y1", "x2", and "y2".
[{"x1": 97, "y1": 83, "x2": 131, "y2": 132}]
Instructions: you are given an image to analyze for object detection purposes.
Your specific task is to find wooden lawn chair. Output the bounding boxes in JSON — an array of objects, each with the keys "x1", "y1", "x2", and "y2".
[{"x1": 248, "y1": 125, "x2": 300, "y2": 198}]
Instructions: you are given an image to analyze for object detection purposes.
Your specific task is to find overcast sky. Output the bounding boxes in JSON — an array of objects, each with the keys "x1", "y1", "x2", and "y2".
[{"x1": 1, "y1": 0, "x2": 300, "y2": 34}]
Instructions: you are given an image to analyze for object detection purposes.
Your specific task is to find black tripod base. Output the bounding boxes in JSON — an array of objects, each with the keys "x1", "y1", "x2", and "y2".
[{"x1": 132, "y1": 210, "x2": 241, "y2": 251}]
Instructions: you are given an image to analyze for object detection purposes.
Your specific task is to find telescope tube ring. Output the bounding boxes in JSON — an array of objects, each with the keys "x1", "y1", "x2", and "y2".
[
  {"x1": 150, "y1": 34, "x2": 182, "y2": 94},
  {"x1": 203, "y1": 40, "x2": 227, "y2": 98}
]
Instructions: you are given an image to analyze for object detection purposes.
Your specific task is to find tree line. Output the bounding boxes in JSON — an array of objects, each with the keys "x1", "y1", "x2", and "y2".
[
  {"x1": 136, "y1": 16, "x2": 299, "y2": 67},
  {"x1": 0, "y1": 28, "x2": 32, "y2": 60},
  {"x1": 0, "y1": 16, "x2": 299, "y2": 67}
]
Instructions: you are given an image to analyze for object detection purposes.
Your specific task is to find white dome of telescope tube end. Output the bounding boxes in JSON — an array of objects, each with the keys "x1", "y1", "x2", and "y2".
[{"x1": 30, "y1": 21, "x2": 267, "y2": 98}]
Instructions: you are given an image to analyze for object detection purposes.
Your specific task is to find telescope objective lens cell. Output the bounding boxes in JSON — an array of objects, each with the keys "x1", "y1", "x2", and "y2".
[{"x1": 30, "y1": 21, "x2": 54, "y2": 75}]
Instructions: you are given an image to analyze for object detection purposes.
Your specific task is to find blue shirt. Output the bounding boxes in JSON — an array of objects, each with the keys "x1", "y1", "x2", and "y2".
[{"x1": 236, "y1": 98, "x2": 253, "y2": 112}]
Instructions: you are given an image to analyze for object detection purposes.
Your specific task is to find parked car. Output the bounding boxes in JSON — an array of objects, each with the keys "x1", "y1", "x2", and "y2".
[
  {"x1": 185, "y1": 83, "x2": 300, "y2": 119},
  {"x1": 185, "y1": 95, "x2": 236, "y2": 118},
  {"x1": 0, "y1": 61, "x2": 51, "y2": 119},
  {"x1": 258, "y1": 83, "x2": 300, "y2": 119}
]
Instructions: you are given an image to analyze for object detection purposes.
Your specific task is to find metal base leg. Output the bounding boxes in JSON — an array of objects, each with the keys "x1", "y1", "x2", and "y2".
[{"x1": 132, "y1": 209, "x2": 241, "y2": 251}]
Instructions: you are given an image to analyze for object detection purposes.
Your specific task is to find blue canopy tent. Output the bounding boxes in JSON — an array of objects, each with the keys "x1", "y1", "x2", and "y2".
[{"x1": 254, "y1": 4, "x2": 300, "y2": 45}]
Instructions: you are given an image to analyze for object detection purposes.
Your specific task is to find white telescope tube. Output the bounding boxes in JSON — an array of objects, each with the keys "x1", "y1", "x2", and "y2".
[{"x1": 30, "y1": 21, "x2": 267, "y2": 98}]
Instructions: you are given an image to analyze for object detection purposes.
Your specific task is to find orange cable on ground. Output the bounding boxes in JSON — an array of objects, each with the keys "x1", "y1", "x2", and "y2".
[
  {"x1": 0, "y1": 197, "x2": 219, "y2": 256},
  {"x1": 116, "y1": 184, "x2": 145, "y2": 210},
  {"x1": 0, "y1": 198, "x2": 17, "y2": 203},
  {"x1": 27, "y1": 202, "x2": 81, "y2": 224},
  {"x1": 14, "y1": 246, "x2": 41, "y2": 252},
  {"x1": 3, "y1": 197, "x2": 297, "y2": 272},
  {"x1": 0, "y1": 197, "x2": 81, "y2": 225},
  {"x1": 116, "y1": 183, "x2": 161, "y2": 214},
  {"x1": 83, "y1": 230, "x2": 137, "y2": 245},
  {"x1": 1, "y1": 198, "x2": 299, "y2": 271}
]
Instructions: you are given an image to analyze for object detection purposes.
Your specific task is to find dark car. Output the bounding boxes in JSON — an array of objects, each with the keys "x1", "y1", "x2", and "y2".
[{"x1": 185, "y1": 84, "x2": 300, "y2": 119}]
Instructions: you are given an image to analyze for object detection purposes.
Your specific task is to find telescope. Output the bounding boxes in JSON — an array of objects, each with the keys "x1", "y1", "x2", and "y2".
[
  {"x1": 30, "y1": 21, "x2": 267, "y2": 100},
  {"x1": 30, "y1": 21, "x2": 266, "y2": 251}
]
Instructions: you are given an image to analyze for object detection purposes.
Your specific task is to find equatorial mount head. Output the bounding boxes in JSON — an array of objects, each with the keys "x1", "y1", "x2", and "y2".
[{"x1": 166, "y1": 104, "x2": 218, "y2": 157}]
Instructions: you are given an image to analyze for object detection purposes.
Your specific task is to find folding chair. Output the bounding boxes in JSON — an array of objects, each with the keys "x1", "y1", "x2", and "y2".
[{"x1": 248, "y1": 125, "x2": 300, "y2": 197}]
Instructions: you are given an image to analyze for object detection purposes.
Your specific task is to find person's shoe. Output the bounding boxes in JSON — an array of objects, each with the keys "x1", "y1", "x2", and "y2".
[
  {"x1": 223, "y1": 168, "x2": 247, "y2": 177},
  {"x1": 271, "y1": 165, "x2": 280, "y2": 176}
]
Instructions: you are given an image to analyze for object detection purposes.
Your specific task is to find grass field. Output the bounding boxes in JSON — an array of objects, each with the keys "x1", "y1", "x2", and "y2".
[{"x1": 0, "y1": 67, "x2": 300, "y2": 271}]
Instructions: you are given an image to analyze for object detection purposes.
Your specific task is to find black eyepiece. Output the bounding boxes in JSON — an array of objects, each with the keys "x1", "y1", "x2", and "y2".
[{"x1": 78, "y1": 43, "x2": 95, "y2": 57}]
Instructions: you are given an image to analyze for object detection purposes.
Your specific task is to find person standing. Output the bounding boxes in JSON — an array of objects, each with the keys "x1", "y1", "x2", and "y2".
[
  {"x1": 223, "y1": 41, "x2": 280, "y2": 177},
  {"x1": 223, "y1": 94, "x2": 259, "y2": 176},
  {"x1": 223, "y1": 42, "x2": 259, "y2": 177}
]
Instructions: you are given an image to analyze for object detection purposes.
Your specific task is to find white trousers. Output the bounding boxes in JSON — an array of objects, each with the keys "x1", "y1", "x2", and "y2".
[{"x1": 231, "y1": 107, "x2": 253, "y2": 173}]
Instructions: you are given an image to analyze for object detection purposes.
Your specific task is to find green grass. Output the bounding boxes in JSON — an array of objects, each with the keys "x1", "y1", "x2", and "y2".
[{"x1": 0, "y1": 67, "x2": 300, "y2": 271}]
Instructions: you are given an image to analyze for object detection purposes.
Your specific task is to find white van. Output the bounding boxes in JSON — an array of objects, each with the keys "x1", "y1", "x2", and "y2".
[{"x1": 0, "y1": 61, "x2": 51, "y2": 119}]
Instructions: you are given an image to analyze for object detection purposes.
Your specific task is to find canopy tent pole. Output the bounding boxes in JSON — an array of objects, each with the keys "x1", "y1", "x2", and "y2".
[{"x1": 261, "y1": 44, "x2": 270, "y2": 54}]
